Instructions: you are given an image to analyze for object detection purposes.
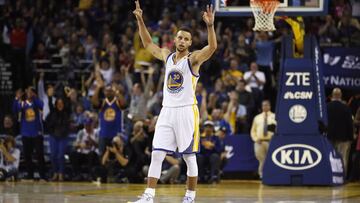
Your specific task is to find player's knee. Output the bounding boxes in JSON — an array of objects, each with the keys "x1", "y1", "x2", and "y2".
[
  {"x1": 151, "y1": 150, "x2": 167, "y2": 163},
  {"x1": 183, "y1": 154, "x2": 198, "y2": 177}
]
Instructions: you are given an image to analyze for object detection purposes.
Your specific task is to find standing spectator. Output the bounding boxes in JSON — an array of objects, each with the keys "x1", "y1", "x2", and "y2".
[
  {"x1": 350, "y1": 107, "x2": 360, "y2": 181},
  {"x1": 0, "y1": 136, "x2": 20, "y2": 181},
  {"x1": 46, "y1": 98, "x2": 71, "y2": 181},
  {"x1": 197, "y1": 121, "x2": 222, "y2": 183},
  {"x1": 70, "y1": 118, "x2": 99, "y2": 181},
  {"x1": 91, "y1": 80, "x2": 126, "y2": 156},
  {"x1": 125, "y1": 66, "x2": 154, "y2": 121},
  {"x1": 130, "y1": 121, "x2": 149, "y2": 171},
  {"x1": 250, "y1": 100, "x2": 276, "y2": 179},
  {"x1": 236, "y1": 79, "x2": 255, "y2": 126},
  {"x1": 9, "y1": 18, "x2": 28, "y2": 89},
  {"x1": 327, "y1": 88, "x2": 354, "y2": 176},
  {"x1": 0, "y1": 115, "x2": 18, "y2": 137},
  {"x1": 210, "y1": 108, "x2": 232, "y2": 137},
  {"x1": 37, "y1": 72, "x2": 56, "y2": 121},
  {"x1": 244, "y1": 62, "x2": 266, "y2": 111},
  {"x1": 13, "y1": 87, "x2": 46, "y2": 180}
]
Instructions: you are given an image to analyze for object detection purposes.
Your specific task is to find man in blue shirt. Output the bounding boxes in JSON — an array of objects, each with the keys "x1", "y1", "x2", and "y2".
[{"x1": 13, "y1": 87, "x2": 46, "y2": 180}]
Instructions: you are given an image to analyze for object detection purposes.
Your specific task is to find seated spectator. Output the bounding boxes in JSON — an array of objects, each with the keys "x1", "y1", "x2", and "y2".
[
  {"x1": 46, "y1": 98, "x2": 71, "y2": 182},
  {"x1": 0, "y1": 136, "x2": 20, "y2": 181},
  {"x1": 143, "y1": 154, "x2": 182, "y2": 184},
  {"x1": 0, "y1": 115, "x2": 18, "y2": 137},
  {"x1": 93, "y1": 136, "x2": 139, "y2": 183},
  {"x1": 197, "y1": 121, "x2": 222, "y2": 184},
  {"x1": 217, "y1": 126, "x2": 228, "y2": 176},
  {"x1": 70, "y1": 118, "x2": 99, "y2": 181}
]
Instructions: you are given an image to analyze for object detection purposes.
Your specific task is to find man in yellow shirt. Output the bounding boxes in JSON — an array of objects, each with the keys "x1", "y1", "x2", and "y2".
[{"x1": 250, "y1": 100, "x2": 276, "y2": 178}]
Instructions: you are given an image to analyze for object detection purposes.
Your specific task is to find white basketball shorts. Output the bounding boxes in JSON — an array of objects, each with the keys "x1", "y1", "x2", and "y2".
[{"x1": 153, "y1": 105, "x2": 200, "y2": 154}]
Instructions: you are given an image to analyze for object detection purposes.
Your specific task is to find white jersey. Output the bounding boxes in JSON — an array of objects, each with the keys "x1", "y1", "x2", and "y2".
[{"x1": 162, "y1": 52, "x2": 199, "y2": 107}]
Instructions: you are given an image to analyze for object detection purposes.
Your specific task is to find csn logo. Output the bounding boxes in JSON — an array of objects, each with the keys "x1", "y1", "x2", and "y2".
[
  {"x1": 272, "y1": 144, "x2": 322, "y2": 170},
  {"x1": 284, "y1": 91, "x2": 313, "y2": 100}
]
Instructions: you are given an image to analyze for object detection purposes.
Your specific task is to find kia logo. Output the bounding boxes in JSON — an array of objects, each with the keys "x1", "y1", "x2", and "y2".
[{"x1": 272, "y1": 144, "x2": 322, "y2": 170}]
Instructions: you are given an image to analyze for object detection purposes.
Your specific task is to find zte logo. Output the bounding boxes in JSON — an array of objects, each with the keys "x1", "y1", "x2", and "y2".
[
  {"x1": 272, "y1": 144, "x2": 322, "y2": 170},
  {"x1": 286, "y1": 72, "x2": 311, "y2": 86}
]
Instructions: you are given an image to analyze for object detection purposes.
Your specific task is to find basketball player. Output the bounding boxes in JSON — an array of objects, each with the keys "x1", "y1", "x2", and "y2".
[{"x1": 130, "y1": 1, "x2": 217, "y2": 203}]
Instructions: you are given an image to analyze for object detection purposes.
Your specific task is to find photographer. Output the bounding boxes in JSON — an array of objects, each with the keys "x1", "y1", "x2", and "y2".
[
  {"x1": 93, "y1": 136, "x2": 138, "y2": 183},
  {"x1": 0, "y1": 136, "x2": 20, "y2": 181}
]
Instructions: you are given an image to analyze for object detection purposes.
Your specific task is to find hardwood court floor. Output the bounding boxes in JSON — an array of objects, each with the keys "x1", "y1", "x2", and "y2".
[{"x1": 0, "y1": 180, "x2": 360, "y2": 203}]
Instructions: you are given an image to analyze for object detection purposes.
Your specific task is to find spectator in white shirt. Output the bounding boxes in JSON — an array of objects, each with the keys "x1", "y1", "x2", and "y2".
[
  {"x1": 244, "y1": 62, "x2": 266, "y2": 90},
  {"x1": 250, "y1": 100, "x2": 276, "y2": 178},
  {"x1": 70, "y1": 118, "x2": 99, "y2": 181}
]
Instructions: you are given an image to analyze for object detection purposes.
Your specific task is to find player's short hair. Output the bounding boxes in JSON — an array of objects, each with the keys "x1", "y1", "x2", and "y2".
[{"x1": 177, "y1": 26, "x2": 192, "y2": 36}]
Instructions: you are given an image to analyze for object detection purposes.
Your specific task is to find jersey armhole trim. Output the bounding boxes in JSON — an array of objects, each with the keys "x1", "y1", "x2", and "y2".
[
  {"x1": 187, "y1": 58, "x2": 200, "y2": 78},
  {"x1": 165, "y1": 52, "x2": 173, "y2": 64}
]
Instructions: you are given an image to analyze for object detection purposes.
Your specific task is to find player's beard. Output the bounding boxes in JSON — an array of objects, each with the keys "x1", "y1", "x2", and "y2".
[{"x1": 176, "y1": 46, "x2": 187, "y2": 53}]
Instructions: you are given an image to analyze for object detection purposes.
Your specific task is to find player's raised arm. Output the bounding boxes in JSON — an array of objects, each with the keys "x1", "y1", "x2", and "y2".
[
  {"x1": 133, "y1": 0, "x2": 170, "y2": 62},
  {"x1": 190, "y1": 5, "x2": 217, "y2": 71}
]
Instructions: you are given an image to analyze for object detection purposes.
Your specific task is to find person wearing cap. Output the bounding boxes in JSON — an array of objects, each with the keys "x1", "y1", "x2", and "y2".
[
  {"x1": 250, "y1": 100, "x2": 276, "y2": 179},
  {"x1": 197, "y1": 120, "x2": 222, "y2": 184},
  {"x1": 70, "y1": 118, "x2": 99, "y2": 181},
  {"x1": 91, "y1": 79, "x2": 126, "y2": 156},
  {"x1": 13, "y1": 86, "x2": 47, "y2": 180}
]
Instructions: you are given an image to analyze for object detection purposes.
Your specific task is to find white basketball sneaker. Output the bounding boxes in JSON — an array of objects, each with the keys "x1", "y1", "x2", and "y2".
[
  {"x1": 127, "y1": 193, "x2": 154, "y2": 203},
  {"x1": 182, "y1": 196, "x2": 195, "y2": 203}
]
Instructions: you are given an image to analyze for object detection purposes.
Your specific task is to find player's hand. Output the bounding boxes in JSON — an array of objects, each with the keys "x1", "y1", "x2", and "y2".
[
  {"x1": 203, "y1": 4, "x2": 215, "y2": 26},
  {"x1": 133, "y1": 0, "x2": 143, "y2": 21}
]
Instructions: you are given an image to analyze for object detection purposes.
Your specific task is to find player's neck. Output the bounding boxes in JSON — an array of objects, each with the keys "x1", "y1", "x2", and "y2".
[{"x1": 175, "y1": 50, "x2": 189, "y2": 59}]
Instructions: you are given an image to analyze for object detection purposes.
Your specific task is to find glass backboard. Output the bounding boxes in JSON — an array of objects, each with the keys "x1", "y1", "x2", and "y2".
[{"x1": 214, "y1": 0, "x2": 328, "y2": 16}]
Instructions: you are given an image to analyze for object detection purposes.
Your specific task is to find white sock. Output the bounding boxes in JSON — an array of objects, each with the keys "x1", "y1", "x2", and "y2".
[
  {"x1": 185, "y1": 190, "x2": 196, "y2": 199},
  {"x1": 144, "y1": 188, "x2": 155, "y2": 197}
]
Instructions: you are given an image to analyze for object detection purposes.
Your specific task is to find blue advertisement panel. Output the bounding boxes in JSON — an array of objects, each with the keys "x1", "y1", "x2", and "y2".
[
  {"x1": 223, "y1": 134, "x2": 258, "y2": 172},
  {"x1": 322, "y1": 47, "x2": 360, "y2": 90},
  {"x1": 263, "y1": 36, "x2": 344, "y2": 186}
]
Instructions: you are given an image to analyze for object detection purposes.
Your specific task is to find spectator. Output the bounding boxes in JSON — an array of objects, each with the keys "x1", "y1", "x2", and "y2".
[
  {"x1": 125, "y1": 66, "x2": 154, "y2": 121},
  {"x1": 225, "y1": 91, "x2": 247, "y2": 134},
  {"x1": 217, "y1": 126, "x2": 228, "y2": 175},
  {"x1": 236, "y1": 79, "x2": 255, "y2": 128},
  {"x1": 130, "y1": 121, "x2": 149, "y2": 172},
  {"x1": 0, "y1": 136, "x2": 20, "y2": 181},
  {"x1": 0, "y1": 115, "x2": 18, "y2": 137},
  {"x1": 91, "y1": 80, "x2": 126, "y2": 156},
  {"x1": 350, "y1": 107, "x2": 360, "y2": 181},
  {"x1": 318, "y1": 15, "x2": 340, "y2": 45},
  {"x1": 327, "y1": 88, "x2": 354, "y2": 176},
  {"x1": 250, "y1": 100, "x2": 276, "y2": 179},
  {"x1": 197, "y1": 121, "x2": 222, "y2": 184},
  {"x1": 13, "y1": 87, "x2": 46, "y2": 180},
  {"x1": 37, "y1": 72, "x2": 56, "y2": 121},
  {"x1": 46, "y1": 98, "x2": 71, "y2": 181},
  {"x1": 244, "y1": 62, "x2": 266, "y2": 111},
  {"x1": 70, "y1": 118, "x2": 99, "y2": 181},
  {"x1": 70, "y1": 103, "x2": 87, "y2": 132},
  {"x1": 94, "y1": 136, "x2": 139, "y2": 183},
  {"x1": 210, "y1": 108, "x2": 232, "y2": 137},
  {"x1": 143, "y1": 154, "x2": 181, "y2": 184}
]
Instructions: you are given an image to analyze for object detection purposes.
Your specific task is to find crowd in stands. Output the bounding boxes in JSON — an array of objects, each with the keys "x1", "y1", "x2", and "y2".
[{"x1": 0, "y1": 0, "x2": 359, "y2": 183}]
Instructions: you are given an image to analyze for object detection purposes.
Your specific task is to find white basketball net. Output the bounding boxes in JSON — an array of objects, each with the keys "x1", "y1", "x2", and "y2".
[{"x1": 250, "y1": 0, "x2": 280, "y2": 31}]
